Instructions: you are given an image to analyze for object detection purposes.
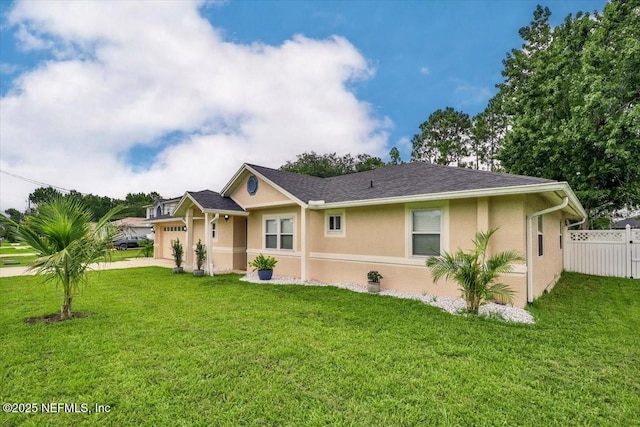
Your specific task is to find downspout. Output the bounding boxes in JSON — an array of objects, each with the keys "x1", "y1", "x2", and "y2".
[
  {"x1": 526, "y1": 197, "x2": 569, "y2": 303},
  {"x1": 566, "y1": 218, "x2": 586, "y2": 229}
]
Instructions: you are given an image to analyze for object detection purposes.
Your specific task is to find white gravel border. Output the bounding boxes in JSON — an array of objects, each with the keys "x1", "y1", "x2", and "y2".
[{"x1": 240, "y1": 272, "x2": 535, "y2": 324}]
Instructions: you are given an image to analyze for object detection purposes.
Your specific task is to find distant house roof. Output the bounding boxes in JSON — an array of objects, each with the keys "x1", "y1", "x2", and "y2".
[
  {"x1": 613, "y1": 217, "x2": 640, "y2": 229},
  {"x1": 113, "y1": 217, "x2": 151, "y2": 228},
  {"x1": 245, "y1": 162, "x2": 555, "y2": 203},
  {"x1": 143, "y1": 196, "x2": 182, "y2": 209}
]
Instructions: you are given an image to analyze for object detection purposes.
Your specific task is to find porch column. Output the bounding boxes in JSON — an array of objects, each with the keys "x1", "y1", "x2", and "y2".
[
  {"x1": 185, "y1": 208, "x2": 194, "y2": 270},
  {"x1": 205, "y1": 212, "x2": 215, "y2": 276},
  {"x1": 301, "y1": 206, "x2": 309, "y2": 281}
]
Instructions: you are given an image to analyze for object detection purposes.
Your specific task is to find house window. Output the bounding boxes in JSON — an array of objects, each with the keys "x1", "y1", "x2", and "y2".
[
  {"x1": 265, "y1": 218, "x2": 294, "y2": 250},
  {"x1": 412, "y1": 209, "x2": 441, "y2": 256},
  {"x1": 212, "y1": 222, "x2": 217, "y2": 240},
  {"x1": 325, "y1": 211, "x2": 345, "y2": 236},
  {"x1": 329, "y1": 215, "x2": 342, "y2": 231},
  {"x1": 559, "y1": 220, "x2": 563, "y2": 250},
  {"x1": 156, "y1": 206, "x2": 162, "y2": 217},
  {"x1": 537, "y1": 216, "x2": 544, "y2": 256}
]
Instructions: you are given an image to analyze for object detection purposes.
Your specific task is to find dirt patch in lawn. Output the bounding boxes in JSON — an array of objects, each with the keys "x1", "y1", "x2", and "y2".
[{"x1": 24, "y1": 311, "x2": 92, "y2": 324}]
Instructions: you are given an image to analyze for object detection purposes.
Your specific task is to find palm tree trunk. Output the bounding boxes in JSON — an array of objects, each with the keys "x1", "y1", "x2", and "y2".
[{"x1": 61, "y1": 291, "x2": 72, "y2": 320}]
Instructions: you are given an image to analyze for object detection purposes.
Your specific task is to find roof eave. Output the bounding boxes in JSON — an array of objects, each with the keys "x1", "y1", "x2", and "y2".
[
  {"x1": 202, "y1": 208, "x2": 249, "y2": 217},
  {"x1": 310, "y1": 182, "x2": 587, "y2": 218}
]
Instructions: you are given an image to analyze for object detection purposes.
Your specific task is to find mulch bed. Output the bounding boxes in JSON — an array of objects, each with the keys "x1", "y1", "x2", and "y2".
[{"x1": 24, "y1": 311, "x2": 91, "y2": 324}]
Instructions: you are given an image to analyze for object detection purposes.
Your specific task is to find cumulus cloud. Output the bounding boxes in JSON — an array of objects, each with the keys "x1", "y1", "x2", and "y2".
[{"x1": 0, "y1": 0, "x2": 390, "y2": 211}]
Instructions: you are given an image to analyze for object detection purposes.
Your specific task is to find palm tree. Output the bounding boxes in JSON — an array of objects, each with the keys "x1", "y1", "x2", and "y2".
[
  {"x1": 2, "y1": 196, "x2": 122, "y2": 320},
  {"x1": 426, "y1": 229, "x2": 523, "y2": 314}
]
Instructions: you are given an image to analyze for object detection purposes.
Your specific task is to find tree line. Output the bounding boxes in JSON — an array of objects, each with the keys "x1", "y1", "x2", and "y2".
[{"x1": 2, "y1": 187, "x2": 161, "y2": 243}]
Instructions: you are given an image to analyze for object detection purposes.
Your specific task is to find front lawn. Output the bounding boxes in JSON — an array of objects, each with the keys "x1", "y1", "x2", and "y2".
[
  {"x1": 0, "y1": 270, "x2": 638, "y2": 426},
  {"x1": 0, "y1": 248, "x2": 146, "y2": 269}
]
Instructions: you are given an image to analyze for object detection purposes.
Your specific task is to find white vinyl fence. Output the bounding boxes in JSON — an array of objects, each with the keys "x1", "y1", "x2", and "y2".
[{"x1": 564, "y1": 225, "x2": 640, "y2": 279}]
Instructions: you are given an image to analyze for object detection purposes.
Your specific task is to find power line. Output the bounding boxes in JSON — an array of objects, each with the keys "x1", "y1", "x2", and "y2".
[{"x1": 0, "y1": 168, "x2": 74, "y2": 194}]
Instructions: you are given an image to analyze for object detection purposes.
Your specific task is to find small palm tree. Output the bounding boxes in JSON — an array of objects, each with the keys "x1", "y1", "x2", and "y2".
[
  {"x1": 1, "y1": 197, "x2": 122, "y2": 320},
  {"x1": 426, "y1": 228, "x2": 523, "y2": 314}
]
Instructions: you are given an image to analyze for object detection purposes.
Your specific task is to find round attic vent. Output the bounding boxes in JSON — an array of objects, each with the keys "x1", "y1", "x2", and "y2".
[{"x1": 247, "y1": 175, "x2": 258, "y2": 196}]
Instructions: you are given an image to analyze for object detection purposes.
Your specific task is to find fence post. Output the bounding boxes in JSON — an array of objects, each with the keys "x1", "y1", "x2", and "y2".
[{"x1": 627, "y1": 224, "x2": 632, "y2": 278}]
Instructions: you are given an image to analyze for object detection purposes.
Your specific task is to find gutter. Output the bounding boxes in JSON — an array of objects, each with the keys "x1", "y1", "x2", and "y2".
[{"x1": 525, "y1": 197, "x2": 569, "y2": 304}]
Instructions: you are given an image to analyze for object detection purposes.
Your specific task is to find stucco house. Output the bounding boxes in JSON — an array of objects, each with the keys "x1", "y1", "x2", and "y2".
[{"x1": 148, "y1": 162, "x2": 586, "y2": 307}]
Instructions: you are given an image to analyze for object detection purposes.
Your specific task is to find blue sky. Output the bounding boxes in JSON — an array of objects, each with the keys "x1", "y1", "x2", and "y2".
[{"x1": 0, "y1": 0, "x2": 606, "y2": 211}]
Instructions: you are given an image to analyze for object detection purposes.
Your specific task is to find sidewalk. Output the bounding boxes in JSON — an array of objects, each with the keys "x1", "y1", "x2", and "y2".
[{"x1": 0, "y1": 258, "x2": 175, "y2": 278}]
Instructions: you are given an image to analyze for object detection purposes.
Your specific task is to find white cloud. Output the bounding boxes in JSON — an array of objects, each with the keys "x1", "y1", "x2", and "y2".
[
  {"x1": 0, "y1": 0, "x2": 390, "y2": 211},
  {"x1": 453, "y1": 80, "x2": 492, "y2": 108},
  {"x1": 419, "y1": 66, "x2": 430, "y2": 75}
]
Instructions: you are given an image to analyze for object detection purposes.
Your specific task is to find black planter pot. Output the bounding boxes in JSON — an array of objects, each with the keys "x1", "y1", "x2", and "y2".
[
  {"x1": 257, "y1": 269, "x2": 273, "y2": 280},
  {"x1": 173, "y1": 267, "x2": 184, "y2": 274},
  {"x1": 193, "y1": 269, "x2": 205, "y2": 277}
]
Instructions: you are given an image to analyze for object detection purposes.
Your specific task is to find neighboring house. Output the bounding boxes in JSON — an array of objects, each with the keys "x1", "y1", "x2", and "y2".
[
  {"x1": 612, "y1": 217, "x2": 640, "y2": 229},
  {"x1": 113, "y1": 217, "x2": 153, "y2": 239},
  {"x1": 145, "y1": 196, "x2": 182, "y2": 220},
  {"x1": 148, "y1": 162, "x2": 586, "y2": 307}
]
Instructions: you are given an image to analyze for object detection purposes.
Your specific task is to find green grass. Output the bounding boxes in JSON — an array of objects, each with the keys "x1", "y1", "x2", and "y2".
[
  {"x1": 0, "y1": 245, "x2": 34, "y2": 255},
  {"x1": 0, "y1": 248, "x2": 146, "y2": 269},
  {"x1": 1, "y1": 270, "x2": 638, "y2": 426}
]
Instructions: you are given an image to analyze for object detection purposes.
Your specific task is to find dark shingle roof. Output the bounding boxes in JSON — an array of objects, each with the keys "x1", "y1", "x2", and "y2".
[
  {"x1": 247, "y1": 162, "x2": 555, "y2": 204},
  {"x1": 186, "y1": 190, "x2": 244, "y2": 212},
  {"x1": 612, "y1": 217, "x2": 640, "y2": 229}
]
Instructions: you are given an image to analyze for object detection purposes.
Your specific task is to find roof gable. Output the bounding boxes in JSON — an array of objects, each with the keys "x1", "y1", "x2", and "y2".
[{"x1": 174, "y1": 190, "x2": 244, "y2": 216}]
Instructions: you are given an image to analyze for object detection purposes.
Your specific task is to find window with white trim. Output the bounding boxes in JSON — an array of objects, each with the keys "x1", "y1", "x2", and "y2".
[
  {"x1": 559, "y1": 220, "x2": 563, "y2": 250},
  {"x1": 325, "y1": 211, "x2": 345, "y2": 236},
  {"x1": 411, "y1": 209, "x2": 441, "y2": 256},
  {"x1": 211, "y1": 222, "x2": 217, "y2": 240},
  {"x1": 265, "y1": 218, "x2": 294, "y2": 250},
  {"x1": 328, "y1": 215, "x2": 342, "y2": 231},
  {"x1": 537, "y1": 216, "x2": 544, "y2": 256}
]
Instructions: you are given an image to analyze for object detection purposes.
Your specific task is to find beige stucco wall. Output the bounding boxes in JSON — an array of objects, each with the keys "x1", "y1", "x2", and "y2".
[
  {"x1": 525, "y1": 195, "x2": 566, "y2": 297},
  {"x1": 211, "y1": 216, "x2": 247, "y2": 271},
  {"x1": 304, "y1": 197, "x2": 529, "y2": 306},
  {"x1": 229, "y1": 172, "x2": 293, "y2": 208},
  {"x1": 246, "y1": 206, "x2": 302, "y2": 277}
]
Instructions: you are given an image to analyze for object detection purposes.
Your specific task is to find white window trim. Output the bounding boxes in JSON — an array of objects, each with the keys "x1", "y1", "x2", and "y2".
[
  {"x1": 211, "y1": 220, "x2": 218, "y2": 242},
  {"x1": 537, "y1": 216, "x2": 544, "y2": 257},
  {"x1": 262, "y1": 214, "x2": 296, "y2": 251},
  {"x1": 324, "y1": 210, "x2": 346, "y2": 237},
  {"x1": 405, "y1": 202, "x2": 448, "y2": 258}
]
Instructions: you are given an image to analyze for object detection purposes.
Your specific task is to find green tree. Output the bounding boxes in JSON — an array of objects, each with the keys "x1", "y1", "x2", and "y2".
[
  {"x1": 1, "y1": 197, "x2": 122, "y2": 320},
  {"x1": 28, "y1": 187, "x2": 63, "y2": 208},
  {"x1": 1, "y1": 208, "x2": 24, "y2": 243},
  {"x1": 471, "y1": 95, "x2": 508, "y2": 171},
  {"x1": 426, "y1": 229, "x2": 522, "y2": 314},
  {"x1": 281, "y1": 152, "x2": 384, "y2": 177},
  {"x1": 125, "y1": 192, "x2": 160, "y2": 217},
  {"x1": 496, "y1": 2, "x2": 640, "y2": 221},
  {"x1": 411, "y1": 107, "x2": 472, "y2": 166},
  {"x1": 388, "y1": 146, "x2": 404, "y2": 165}
]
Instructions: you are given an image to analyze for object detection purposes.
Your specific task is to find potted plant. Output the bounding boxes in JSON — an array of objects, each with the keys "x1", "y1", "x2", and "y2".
[
  {"x1": 248, "y1": 254, "x2": 277, "y2": 280},
  {"x1": 171, "y1": 238, "x2": 184, "y2": 274},
  {"x1": 367, "y1": 270, "x2": 383, "y2": 293},
  {"x1": 193, "y1": 239, "x2": 206, "y2": 277}
]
